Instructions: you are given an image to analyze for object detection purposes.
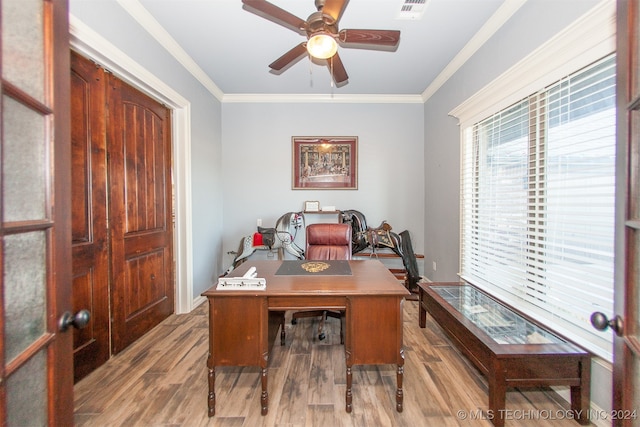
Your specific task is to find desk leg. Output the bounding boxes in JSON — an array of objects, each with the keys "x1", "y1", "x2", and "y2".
[
  {"x1": 280, "y1": 316, "x2": 285, "y2": 346},
  {"x1": 207, "y1": 365, "x2": 215, "y2": 416},
  {"x1": 345, "y1": 304, "x2": 353, "y2": 414},
  {"x1": 261, "y1": 367, "x2": 268, "y2": 415},
  {"x1": 345, "y1": 365, "x2": 353, "y2": 413},
  {"x1": 396, "y1": 363, "x2": 404, "y2": 412},
  {"x1": 207, "y1": 297, "x2": 217, "y2": 417}
]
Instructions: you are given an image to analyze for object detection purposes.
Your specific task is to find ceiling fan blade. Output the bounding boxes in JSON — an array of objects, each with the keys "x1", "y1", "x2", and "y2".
[
  {"x1": 328, "y1": 52, "x2": 348, "y2": 84},
  {"x1": 242, "y1": 0, "x2": 306, "y2": 34},
  {"x1": 322, "y1": 0, "x2": 349, "y2": 23},
  {"x1": 338, "y1": 29, "x2": 401, "y2": 47},
  {"x1": 269, "y1": 43, "x2": 308, "y2": 71}
]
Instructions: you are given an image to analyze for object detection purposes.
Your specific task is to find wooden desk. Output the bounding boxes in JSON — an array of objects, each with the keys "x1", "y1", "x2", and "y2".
[{"x1": 202, "y1": 260, "x2": 410, "y2": 417}]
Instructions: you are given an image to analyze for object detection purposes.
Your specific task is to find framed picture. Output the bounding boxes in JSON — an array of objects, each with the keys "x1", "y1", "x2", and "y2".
[
  {"x1": 304, "y1": 200, "x2": 320, "y2": 212},
  {"x1": 292, "y1": 136, "x2": 357, "y2": 190}
]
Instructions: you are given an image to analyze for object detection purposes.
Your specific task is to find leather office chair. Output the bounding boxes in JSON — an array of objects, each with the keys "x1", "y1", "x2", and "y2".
[{"x1": 291, "y1": 223, "x2": 352, "y2": 341}]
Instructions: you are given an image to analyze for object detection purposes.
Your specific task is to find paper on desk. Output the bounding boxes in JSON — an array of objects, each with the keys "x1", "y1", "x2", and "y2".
[
  {"x1": 243, "y1": 266, "x2": 257, "y2": 278},
  {"x1": 216, "y1": 266, "x2": 266, "y2": 290}
]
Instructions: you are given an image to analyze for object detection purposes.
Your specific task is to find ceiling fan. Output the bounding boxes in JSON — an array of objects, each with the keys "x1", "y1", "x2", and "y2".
[{"x1": 241, "y1": 0, "x2": 401, "y2": 85}]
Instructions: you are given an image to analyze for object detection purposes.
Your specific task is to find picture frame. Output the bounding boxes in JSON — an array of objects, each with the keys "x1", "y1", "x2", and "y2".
[
  {"x1": 292, "y1": 136, "x2": 357, "y2": 190},
  {"x1": 304, "y1": 200, "x2": 320, "y2": 212}
]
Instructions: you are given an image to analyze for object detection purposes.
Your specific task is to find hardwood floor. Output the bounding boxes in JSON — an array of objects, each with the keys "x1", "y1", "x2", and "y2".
[{"x1": 74, "y1": 300, "x2": 591, "y2": 426}]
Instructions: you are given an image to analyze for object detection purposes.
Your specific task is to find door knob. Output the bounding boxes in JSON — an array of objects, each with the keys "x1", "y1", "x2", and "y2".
[
  {"x1": 590, "y1": 311, "x2": 623, "y2": 337},
  {"x1": 58, "y1": 309, "x2": 91, "y2": 332}
]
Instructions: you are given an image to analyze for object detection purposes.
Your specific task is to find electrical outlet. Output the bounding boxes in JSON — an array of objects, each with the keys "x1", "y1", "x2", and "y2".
[
  {"x1": 257, "y1": 218, "x2": 262, "y2": 226},
  {"x1": 432, "y1": 261, "x2": 437, "y2": 271}
]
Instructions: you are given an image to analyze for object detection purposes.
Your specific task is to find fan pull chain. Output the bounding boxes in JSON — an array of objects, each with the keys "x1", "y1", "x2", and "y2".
[{"x1": 309, "y1": 53, "x2": 314, "y2": 87}]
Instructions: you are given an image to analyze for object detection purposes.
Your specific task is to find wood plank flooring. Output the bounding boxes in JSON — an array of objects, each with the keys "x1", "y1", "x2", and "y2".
[{"x1": 74, "y1": 300, "x2": 592, "y2": 426}]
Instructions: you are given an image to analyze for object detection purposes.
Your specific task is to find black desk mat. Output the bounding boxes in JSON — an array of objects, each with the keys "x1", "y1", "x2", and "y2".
[{"x1": 275, "y1": 260, "x2": 352, "y2": 276}]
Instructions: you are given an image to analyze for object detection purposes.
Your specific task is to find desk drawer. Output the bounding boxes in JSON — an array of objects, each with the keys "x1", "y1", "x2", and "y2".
[{"x1": 269, "y1": 296, "x2": 347, "y2": 310}]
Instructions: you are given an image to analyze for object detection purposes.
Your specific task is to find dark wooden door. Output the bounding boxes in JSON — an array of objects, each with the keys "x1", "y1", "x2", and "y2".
[
  {"x1": 614, "y1": 0, "x2": 640, "y2": 424},
  {"x1": 107, "y1": 75, "x2": 174, "y2": 354},
  {"x1": 0, "y1": 0, "x2": 75, "y2": 424},
  {"x1": 70, "y1": 52, "x2": 174, "y2": 372},
  {"x1": 70, "y1": 51, "x2": 111, "y2": 382}
]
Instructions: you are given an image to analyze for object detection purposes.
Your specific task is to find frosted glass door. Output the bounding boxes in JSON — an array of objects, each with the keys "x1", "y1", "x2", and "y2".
[{"x1": 0, "y1": 0, "x2": 73, "y2": 425}]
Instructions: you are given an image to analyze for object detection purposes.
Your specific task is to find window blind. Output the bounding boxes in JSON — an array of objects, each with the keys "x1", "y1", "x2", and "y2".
[{"x1": 460, "y1": 54, "x2": 616, "y2": 360}]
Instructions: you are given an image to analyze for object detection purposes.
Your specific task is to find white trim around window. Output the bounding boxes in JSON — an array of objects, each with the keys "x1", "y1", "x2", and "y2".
[{"x1": 449, "y1": 0, "x2": 616, "y2": 128}]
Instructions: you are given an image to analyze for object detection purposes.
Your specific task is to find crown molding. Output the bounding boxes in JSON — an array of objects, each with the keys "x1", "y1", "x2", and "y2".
[
  {"x1": 449, "y1": 0, "x2": 616, "y2": 126},
  {"x1": 69, "y1": 16, "x2": 190, "y2": 108},
  {"x1": 115, "y1": 0, "x2": 225, "y2": 101},
  {"x1": 421, "y1": 0, "x2": 527, "y2": 103}
]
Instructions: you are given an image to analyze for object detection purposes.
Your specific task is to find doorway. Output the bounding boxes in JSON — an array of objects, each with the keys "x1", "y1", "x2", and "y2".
[{"x1": 71, "y1": 51, "x2": 175, "y2": 381}]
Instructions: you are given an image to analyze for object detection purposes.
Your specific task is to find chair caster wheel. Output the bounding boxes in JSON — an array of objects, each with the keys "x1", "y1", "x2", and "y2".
[
  {"x1": 319, "y1": 333, "x2": 326, "y2": 340},
  {"x1": 291, "y1": 319, "x2": 297, "y2": 325}
]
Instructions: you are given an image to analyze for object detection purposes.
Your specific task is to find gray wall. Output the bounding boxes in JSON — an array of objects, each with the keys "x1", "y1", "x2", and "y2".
[
  {"x1": 70, "y1": 0, "x2": 224, "y2": 298},
  {"x1": 221, "y1": 102, "x2": 424, "y2": 271}
]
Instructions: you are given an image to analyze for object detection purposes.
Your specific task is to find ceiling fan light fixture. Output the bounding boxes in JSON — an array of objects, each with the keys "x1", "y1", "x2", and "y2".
[{"x1": 306, "y1": 33, "x2": 338, "y2": 59}]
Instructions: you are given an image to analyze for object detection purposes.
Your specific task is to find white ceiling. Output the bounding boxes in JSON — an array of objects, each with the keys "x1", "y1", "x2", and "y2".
[{"x1": 130, "y1": 0, "x2": 509, "y2": 99}]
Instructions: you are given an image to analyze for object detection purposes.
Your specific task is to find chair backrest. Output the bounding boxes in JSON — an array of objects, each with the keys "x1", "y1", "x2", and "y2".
[{"x1": 305, "y1": 223, "x2": 352, "y2": 260}]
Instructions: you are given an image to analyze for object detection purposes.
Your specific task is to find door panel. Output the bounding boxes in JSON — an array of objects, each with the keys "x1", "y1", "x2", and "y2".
[
  {"x1": 615, "y1": 0, "x2": 640, "y2": 424},
  {"x1": 108, "y1": 75, "x2": 174, "y2": 354},
  {"x1": 70, "y1": 50, "x2": 110, "y2": 382},
  {"x1": 632, "y1": 1, "x2": 639, "y2": 100},
  {"x1": 1, "y1": 0, "x2": 74, "y2": 424}
]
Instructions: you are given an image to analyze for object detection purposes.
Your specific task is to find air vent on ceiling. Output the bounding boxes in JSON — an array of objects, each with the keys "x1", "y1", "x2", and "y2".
[{"x1": 397, "y1": 0, "x2": 428, "y2": 20}]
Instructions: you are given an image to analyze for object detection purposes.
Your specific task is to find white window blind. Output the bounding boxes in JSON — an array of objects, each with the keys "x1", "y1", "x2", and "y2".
[{"x1": 460, "y1": 54, "x2": 616, "y2": 360}]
